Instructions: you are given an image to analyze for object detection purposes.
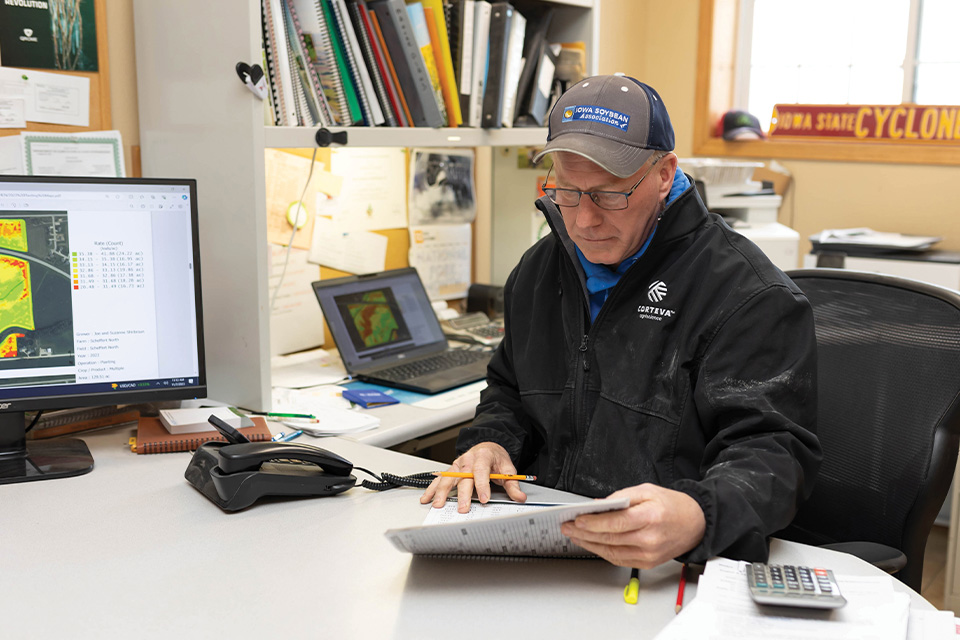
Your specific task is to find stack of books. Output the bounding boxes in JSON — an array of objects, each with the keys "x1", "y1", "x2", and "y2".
[{"x1": 260, "y1": 0, "x2": 582, "y2": 129}]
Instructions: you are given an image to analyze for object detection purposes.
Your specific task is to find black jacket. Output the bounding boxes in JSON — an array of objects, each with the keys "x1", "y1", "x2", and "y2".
[{"x1": 457, "y1": 183, "x2": 822, "y2": 563}]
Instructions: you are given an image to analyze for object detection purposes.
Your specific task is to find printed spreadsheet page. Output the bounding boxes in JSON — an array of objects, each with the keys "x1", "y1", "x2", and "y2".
[{"x1": 384, "y1": 497, "x2": 630, "y2": 558}]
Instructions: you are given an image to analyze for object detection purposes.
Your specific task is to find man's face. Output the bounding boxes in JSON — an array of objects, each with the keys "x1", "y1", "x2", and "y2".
[{"x1": 554, "y1": 152, "x2": 674, "y2": 267}]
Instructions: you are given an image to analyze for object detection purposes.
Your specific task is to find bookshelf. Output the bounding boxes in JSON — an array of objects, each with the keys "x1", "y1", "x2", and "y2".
[{"x1": 132, "y1": 0, "x2": 598, "y2": 411}]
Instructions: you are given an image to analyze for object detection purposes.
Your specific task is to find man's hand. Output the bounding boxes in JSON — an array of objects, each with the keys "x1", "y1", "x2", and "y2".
[
  {"x1": 419, "y1": 442, "x2": 527, "y2": 513},
  {"x1": 559, "y1": 484, "x2": 705, "y2": 569}
]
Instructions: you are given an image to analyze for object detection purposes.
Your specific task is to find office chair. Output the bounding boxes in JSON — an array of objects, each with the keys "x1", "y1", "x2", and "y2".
[{"x1": 780, "y1": 268, "x2": 960, "y2": 592}]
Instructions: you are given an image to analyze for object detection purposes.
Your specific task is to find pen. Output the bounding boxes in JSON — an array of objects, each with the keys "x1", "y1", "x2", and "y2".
[
  {"x1": 276, "y1": 429, "x2": 303, "y2": 442},
  {"x1": 675, "y1": 564, "x2": 687, "y2": 614},
  {"x1": 271, "y1": 431, "x2": 286, "y2": 442},
  {"x1": 275, "y1": 416, "x2": 320, "y2": 424},
  {"x1": 249, "y1": 411, "x2": 317, "y2": 420},
  {"x1": 432, "y1": 472, "x2": 537, "y2": 481},
  {"x1": 623, "y1": 568, "x2": 640, "y2": 605}
]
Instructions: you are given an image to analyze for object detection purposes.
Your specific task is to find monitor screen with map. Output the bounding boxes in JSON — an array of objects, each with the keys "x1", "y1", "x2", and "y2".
[{"x1": 0, "y1": 176, "x2": 205, "y2": 484}]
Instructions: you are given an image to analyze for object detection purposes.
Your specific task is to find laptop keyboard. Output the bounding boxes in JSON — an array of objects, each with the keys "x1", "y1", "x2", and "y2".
[{"x1": 374, "y1": 350, "x2": 490, "y2": 382}]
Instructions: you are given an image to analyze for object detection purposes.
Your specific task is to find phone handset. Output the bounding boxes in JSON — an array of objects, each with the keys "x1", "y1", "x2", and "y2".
[{"x1": 217, "y1": 441, "x2": 354, "y2": 476}]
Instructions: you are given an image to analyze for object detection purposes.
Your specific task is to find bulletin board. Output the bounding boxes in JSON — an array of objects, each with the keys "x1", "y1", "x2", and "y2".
[
  {"x1": 0, "y1": 0, "x2": 111, "y2": 137},
  {"x1": 271, "y1": 147, "x2": 412, "y2": 351}
]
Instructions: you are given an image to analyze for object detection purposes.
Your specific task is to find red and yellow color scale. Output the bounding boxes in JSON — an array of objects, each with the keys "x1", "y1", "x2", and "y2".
[
  {"x1": 770, "y1": 104, "x2": 960, "y2": 143},
  {"x1": 72, "y1": 252, "x2": 78, "y2": 290}
]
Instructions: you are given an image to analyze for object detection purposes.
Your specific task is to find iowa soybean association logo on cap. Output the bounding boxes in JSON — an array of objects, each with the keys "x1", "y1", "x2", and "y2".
[{"x1": 561, "y1": 105, "x2": 630, "y2": 131}]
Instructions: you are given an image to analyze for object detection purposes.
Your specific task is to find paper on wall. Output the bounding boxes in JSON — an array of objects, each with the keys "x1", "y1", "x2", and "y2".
[
  {"x1": 0, "y1": 135, "x2": 24, "y2": 174},
  {"x1": 408, "y1": 224, "x2": 471, "y2": 300},
  {"x1": 268, "y1": 244, "x2": 325, "y2": 356},
  {"x1": 0, "y1": 97, "x2": 26, "y2": 128},
  {"x1": 308, "y1": 216, "x2": 388, "y2": 274},
  {"x1": 408, "y1": 148, "x2": 476, "y2": 225},
  {"x1": 327, "y1": 147, "x2": 407, "y2": 231},
  {"x1": 0, "y1": 67, "x2": 89, "y2": 127},
  {"x1": 265, "y1": 149, "x2": 343, "y2": 250},
  {"x1": 20, "y1": 130, "x2": 124, "y2": 177}
]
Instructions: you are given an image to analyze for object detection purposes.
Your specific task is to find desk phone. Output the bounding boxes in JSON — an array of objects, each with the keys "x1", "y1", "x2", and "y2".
[
  {"x1": 746, "y1": 563, "x2": 847, "y2": 609},
  {"x1": 441, "y1": 312, "x2": 504, "y2": 346}
]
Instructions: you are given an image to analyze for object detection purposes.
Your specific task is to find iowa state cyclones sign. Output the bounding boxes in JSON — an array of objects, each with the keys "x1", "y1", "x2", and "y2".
[{"x1": 769, "y1": 104, "x2": 960, "y2": 143}]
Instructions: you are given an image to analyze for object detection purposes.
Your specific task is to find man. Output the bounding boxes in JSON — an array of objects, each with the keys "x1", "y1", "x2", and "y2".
[{"x1": 421, "y1": 75, "x2": 821, "y2": 568}]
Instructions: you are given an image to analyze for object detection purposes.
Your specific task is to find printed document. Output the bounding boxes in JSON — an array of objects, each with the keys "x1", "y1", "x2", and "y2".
[
  {"x1": 0, "y1": 67, "x2": 90, "y2": 127},
  {"x1": 385, "y1": 497, "x2": 630, "y2": 558}
]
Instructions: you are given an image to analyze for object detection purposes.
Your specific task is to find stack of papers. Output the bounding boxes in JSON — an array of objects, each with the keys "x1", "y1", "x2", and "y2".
[
  {"x1": 655, "y1": 557, "x2": 955, "y2": 640},
  {"x1": 271, "y1": 386, "x2": 379, "y2": 437},
  {"x1": 811, "y1": 228, "x2": 941, "y2": 252},
  {"x1": 271, "y1": 348, "x2": 348, "y2": 389}
]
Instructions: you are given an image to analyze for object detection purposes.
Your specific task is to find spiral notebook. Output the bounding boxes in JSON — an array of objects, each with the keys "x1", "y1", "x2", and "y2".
[{"x1": 131, "y1": 416, "x2": 272, "y2": 454}]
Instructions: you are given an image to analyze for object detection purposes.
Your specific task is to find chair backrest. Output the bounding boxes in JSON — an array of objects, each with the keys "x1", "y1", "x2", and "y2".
[{"x1": 783, "y1": 269, "x2": 960, "y2": 590}]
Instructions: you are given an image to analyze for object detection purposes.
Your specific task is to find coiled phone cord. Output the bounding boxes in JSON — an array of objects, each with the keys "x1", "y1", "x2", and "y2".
[{"x1": 353, "y1": 466, "x2": 437, "y2": 491}]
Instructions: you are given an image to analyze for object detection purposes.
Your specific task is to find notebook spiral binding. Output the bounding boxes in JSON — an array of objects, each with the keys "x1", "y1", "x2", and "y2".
[
  {"x1": 285, "y1": 0, "x2": 336, "y2": 126},
  {"x1": 261, "y1": 0, "x2": 285, "y2": 125},
  {"x1": 329, "y1": 0, "x2": 375, "y2": 125}
]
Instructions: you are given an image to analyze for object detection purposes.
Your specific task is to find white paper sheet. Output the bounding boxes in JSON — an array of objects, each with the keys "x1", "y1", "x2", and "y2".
[
  {"x1": 270, "y1": 348, "x2": 348, "y2": 388},
  {"x1": 268, "y1": 244, "x2": 325, "y2": 356},
  {"x1": 0, "y1": 98, "x2": 26, "y2": 128},
  {"x1": 408, "y1": 224, "x2": 471, "y2": 300},
  {"x1": 20, "y1": 130, "x2": 124, "y2": 177},
  {"x1": 308, "y1": 216, "x2": 388, "y2": 274},
  {"x1": 271, "y1": 385, "x2": 380, "y2": 436},
  {"x1": 654, "y1": 557, "x2": 912, "y2": 640},
  {"x1": 0, "y1": 67, "x2": 90, "y2": 127},
  {"x1": 327, "y1": 147, "x2": 407, "y2": 231},
  {"x1": 411, "y1": 379, "x2": 486, "y2": 410},
  {"x1": 0, "y1": 135, "x2": 24, "y2": 174}
]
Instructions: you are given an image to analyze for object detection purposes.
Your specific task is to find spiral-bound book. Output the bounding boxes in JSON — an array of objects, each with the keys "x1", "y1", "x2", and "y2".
[
  {"x1": 132, "y1": 417, "x2": 272, "y2": 455},
  {"x1": 385, "y1": 496, "x2": 630, "y2": 559}
]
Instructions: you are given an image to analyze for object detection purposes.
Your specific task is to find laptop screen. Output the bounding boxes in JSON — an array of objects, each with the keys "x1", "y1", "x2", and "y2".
[{"x1": 312, "y1": 268, "x2": 447, "y2": 371}]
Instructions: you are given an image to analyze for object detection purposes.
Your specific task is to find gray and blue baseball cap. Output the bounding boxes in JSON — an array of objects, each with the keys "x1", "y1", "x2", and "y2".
[{"x1": 534, "y1": 75, "x2": 675, "y2": 178}]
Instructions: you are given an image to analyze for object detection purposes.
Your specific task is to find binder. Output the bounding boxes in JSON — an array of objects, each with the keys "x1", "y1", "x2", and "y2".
[
  {"x1": 468, "y1": 0, "x2": 491, "y2": 128},
  {"x1": 285, "y1": 0, "x2": 336, "y2": 126},
  {"x1": 369, "y1": 9, "x2": 415, "y2": 126},
  {"x1": 330, "y1": 0, "x2": 386, "y2": 125},
  {"x1": 420, "y1": 0, "x2": 463, "y2": 126},
  {"x1": 292, "y1": 0, "x2": 350, "y2": 125},
  {"x1": 359, "y1": 2, "x2": 407, "y2": 126},
  {"x1": 480, "y1": 2, "x2": 513, "y2": 129},
  {"x1": 320, "y1": 0, "x2": 364, "y2": 124},
  {"x1": 406, "y1": 2, "x2": 448, "y2": 126},
  {"x1": 499, "y1": 6, "x2": 526, "y2": 127},
  {"x1": 261, "y1": 0, "x2": 284, "y2": 124},
  {"x1": 452, "y1": 0, "x2": 476, "y2": 121},
  {"x1": 368, "y1": 0, "x2": 444, "y2": 128},
  {"x1": 347, "y1": 0, "x2": 398, "y2": 126},
  {"x1": 513, "y1": 7, "x2": 554, "y2": 127},
  {"x1": 132, "y1": 417, "x2": 273, "y2": 455},
  {"x1": 263, "y1": 0, "x2": 298, "y2": 125}
]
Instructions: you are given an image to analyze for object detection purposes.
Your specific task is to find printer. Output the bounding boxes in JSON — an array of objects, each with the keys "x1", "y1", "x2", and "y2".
[{"x1": 679, "y1": 158, "x2": 799, "y2": 272}]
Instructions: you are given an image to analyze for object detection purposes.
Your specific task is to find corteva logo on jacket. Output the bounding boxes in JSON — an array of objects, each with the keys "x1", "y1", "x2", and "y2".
[{"x1": 638, "y1": 280, "x2": 676, "y2": 321}]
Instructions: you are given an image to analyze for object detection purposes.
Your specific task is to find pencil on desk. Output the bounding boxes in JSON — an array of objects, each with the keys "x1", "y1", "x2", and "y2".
[
  {"x1": 432, "y1": 472, "x2": 537, "y2": 481},
  {"x1": 675, "y1": 563, "x2": 687, "y2": 613}
]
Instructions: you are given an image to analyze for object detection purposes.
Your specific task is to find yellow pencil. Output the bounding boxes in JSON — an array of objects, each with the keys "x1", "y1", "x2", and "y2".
[{"x1": 432, "y1": 472, "x2": 537, "y2": 481}]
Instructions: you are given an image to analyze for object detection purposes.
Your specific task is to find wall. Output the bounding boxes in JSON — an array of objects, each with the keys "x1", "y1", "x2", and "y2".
[
  {"x1": 105, "y1": 0, "x2": 139, "y2": 177},
  {"x1": 600, "y1": 0, "x2": 960, "y2": 257}
]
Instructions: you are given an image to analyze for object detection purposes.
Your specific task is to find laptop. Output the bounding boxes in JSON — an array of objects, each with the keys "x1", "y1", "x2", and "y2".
[{"x1": 311, "y1": 268, "x2": 492, "y2": 394}]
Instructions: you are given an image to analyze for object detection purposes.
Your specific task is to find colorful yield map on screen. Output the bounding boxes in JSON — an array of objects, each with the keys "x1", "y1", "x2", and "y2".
[
  {"x1": 0, "y1": 212, "x2": 75, "y2": 380},
  {"x1": 336, "y1": 287, "x2": 413, "y2": 355}
]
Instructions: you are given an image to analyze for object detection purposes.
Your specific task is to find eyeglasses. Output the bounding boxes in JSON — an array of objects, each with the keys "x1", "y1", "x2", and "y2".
[{"x1": 541, "y1": 153, "x2": 666, "y2": 211}]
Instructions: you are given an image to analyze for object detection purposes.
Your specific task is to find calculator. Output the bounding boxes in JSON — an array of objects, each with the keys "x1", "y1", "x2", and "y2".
[{"x1": 746, "y1": 563, "x2": 847, "y2": 609}]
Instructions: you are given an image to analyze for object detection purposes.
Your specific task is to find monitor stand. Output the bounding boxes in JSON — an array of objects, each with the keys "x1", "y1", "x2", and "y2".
[{"x1": 0, "y1": 411, "x2": 94, "y2": 485}]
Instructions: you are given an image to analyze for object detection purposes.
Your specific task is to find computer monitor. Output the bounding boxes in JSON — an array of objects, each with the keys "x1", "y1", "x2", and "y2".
[{"x1": 0, "y1": 176, "x2": 205, "y2": 484}]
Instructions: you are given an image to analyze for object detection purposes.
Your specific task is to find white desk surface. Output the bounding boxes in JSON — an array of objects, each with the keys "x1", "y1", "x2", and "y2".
[
  {"x1": 346, "y1": 396, "x2": 476, "y2": 448},
  {"x1": 3, "y1": 429, "x2": 932, "y2": 639}
]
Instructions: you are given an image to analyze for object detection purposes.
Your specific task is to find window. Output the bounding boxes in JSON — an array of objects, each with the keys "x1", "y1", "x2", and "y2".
[
  {"x1": 738, "y1": 0, "x2": 960, "y2": 132},
  {"x1": 693, "y1": 0, "x2": 960, "y2": 165}
]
